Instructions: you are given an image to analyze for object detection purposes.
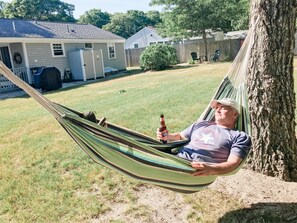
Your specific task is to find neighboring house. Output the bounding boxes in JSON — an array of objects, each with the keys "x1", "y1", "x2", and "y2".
[
  {"x1": 225, "y1": 30, "x2": 248, "y2": 39},
  {"x1": 125, "y1": 27, "x2": 171, "y2": 49},
  {"x1": 125, "y1": 27, "x2": 224, "y2": 50},
  {"x1": 0, "y1": 18, "x2": 126, "y2": 90}
]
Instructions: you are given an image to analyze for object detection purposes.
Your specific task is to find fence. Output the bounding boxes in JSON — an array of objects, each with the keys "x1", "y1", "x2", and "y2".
[{"x1": 125, "y1": 38, "x2": 242, "y2": 67}]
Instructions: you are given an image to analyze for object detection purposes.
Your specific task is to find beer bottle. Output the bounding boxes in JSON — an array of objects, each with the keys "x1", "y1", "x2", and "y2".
[{"x1": 159, "y1": 114, "x2": 168, "y2": 144}]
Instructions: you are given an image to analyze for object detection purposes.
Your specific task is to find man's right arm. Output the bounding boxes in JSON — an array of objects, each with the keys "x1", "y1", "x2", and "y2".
[
  {"x1": 157, "y1": 131, "x2": 187, "y2": 142},
  {"x1": 168, "y1": 132, "x2": 186, "y2": 141}
]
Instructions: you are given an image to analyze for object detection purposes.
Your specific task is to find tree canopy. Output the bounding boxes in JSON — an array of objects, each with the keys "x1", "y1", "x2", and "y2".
[
  {"x1": 2, "y1": 0, "x2": 75, "y2": 22},
  {"x1": 103, "y1": 10, "x2": 161, "y2": 39},
  {"x1": 0, "y1": 0, "x2": 250, "y2": 40},
  {"x1": 152, "y1": 0, "x2": 249, "y2": 36},
  {"x1": 0, "y1": 1, "x2": 7, "y2": 17},
  {"x1": 77, "y1": 9, "x2": 110, "y2": 28},
  {"x1": 151, "y1": 0, "x2": 249, "y2": 59}
]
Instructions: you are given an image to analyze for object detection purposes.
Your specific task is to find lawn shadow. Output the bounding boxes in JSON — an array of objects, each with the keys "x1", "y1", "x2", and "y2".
[
  {"x1": 219, "y1": 202, "x2": 297, "y2": 223},
  {"x1": 171, "y1": 64, "x2": 200, "y2": 70}
]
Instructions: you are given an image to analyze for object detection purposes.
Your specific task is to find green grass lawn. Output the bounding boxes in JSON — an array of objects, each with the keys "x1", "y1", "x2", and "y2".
[{"x1": 0, "y1": 61, "x2": 296, "y2": 222}]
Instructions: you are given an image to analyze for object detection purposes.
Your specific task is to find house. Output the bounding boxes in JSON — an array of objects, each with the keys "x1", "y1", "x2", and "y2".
[
  {"x1": 125, "y1": 27, "x2": 171, "y2": 49},
  {"x1": 0, "y1": 18, "x2": 126, "y2": 91},
  {"x1": 225, "y1": 30, "x2": 248, "y2": 39}
]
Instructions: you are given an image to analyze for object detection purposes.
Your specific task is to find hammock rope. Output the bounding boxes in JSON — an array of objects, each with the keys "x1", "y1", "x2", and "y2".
[{"x1": 0, "y1": 30, "x2": 253, "y2": 193}]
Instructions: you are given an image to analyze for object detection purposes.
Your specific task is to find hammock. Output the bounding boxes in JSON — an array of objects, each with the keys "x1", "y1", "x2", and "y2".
[{"x1": 0, "y1": 32, "x2": 252, "y2": 194}]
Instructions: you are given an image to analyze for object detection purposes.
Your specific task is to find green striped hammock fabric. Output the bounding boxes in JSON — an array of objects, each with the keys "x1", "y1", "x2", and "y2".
[{"x1": 0, "y1": 32, "x2": 252, "y2": 194}]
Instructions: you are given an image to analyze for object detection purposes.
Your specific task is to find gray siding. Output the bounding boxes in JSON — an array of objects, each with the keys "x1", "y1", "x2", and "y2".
[
  {"x1": 25, "y1": 42, "x2": 126, "y2": 77},
  {"x1": 64, "y1": 43, "x2": 85, "y2": 52},
  {"x1": 26, "y1": 43, "x2": 68, "y2": 75},
  {"x1": 93, "y1": 43, "x2": 126, "y2": 71}
]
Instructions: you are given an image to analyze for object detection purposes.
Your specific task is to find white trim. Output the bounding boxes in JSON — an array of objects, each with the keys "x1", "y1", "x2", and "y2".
[
  {"x1": 107, "y1": 43, "x2": 116, "y2": 59},
  {"x1": 91, "y1": 50, "x2": 96, "y2": 79},
  {"x1": 100, "y1": 49, "x2": 105, "y2": 77},
  {"x1": 124, "y1": 46, "x2": 127, "y2": 68},
  {"x1": 22, "y1": 42, "x2": 33, "y2": 84},
  {"x1": 79, "y1": 50, "x2": 86, "y2": 81},
  {"x1": 51, "y1": 43, "x2": 65, "y2": 57},
  {"x1": 0, "y1": 38, "x2": 125, "y2": 44},
  {"x1": 7, "y1": 45, "x2": 14, "y2": 69}
]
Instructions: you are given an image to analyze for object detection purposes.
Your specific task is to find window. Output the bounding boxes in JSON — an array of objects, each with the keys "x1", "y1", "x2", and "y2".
[
  {"x1": 85, "y1": 43, "x2": 93, "y2": 49},
  {"x1": 51, "y1": 43, "x2": 65, "y2": 57},
  {"x1": 133, "y1": 43, "x2": 139, "y2": 49},
  {"x1": 107, "y1": 43, "x2": 116, "y2": 59}
]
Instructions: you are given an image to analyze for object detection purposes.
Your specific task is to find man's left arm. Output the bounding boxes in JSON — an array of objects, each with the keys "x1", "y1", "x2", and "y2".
[{"x1": 191, "y1": 154, "x2": 242, "y2": 176}]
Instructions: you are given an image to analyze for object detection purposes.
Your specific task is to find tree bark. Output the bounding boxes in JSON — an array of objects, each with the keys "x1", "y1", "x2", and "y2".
[
  {"x1": 202, "y1": 29, "x2": 208, "y2": 61},
  {"x1": 247, "y1": 0, "x2": 297, "y2": 181}
]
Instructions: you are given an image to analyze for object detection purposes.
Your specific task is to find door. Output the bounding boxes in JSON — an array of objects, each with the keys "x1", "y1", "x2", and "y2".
[
  {"x1": 93, "y1": 50, "x2": 104, "y2": 78},
  {"x1": 0, "y1": 47, "x2": 15, "y2": 91},
  {"x1": 0, "y1": 47, "x2": 12, "y2": 69},
  {"x1": 82, "y1": 50, "x2": 95, "y2": 80}
]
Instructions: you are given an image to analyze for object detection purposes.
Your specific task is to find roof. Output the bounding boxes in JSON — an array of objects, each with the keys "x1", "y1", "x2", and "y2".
[
  {"x1": 0, "y1": 18, "x2": 125, "y2": 40},
  {"x1": 125, "y1": 26, "x2": 171, "y2": 42},
  {"x1": 225, "y1": 30, "x2": 248, "y2": 39}
]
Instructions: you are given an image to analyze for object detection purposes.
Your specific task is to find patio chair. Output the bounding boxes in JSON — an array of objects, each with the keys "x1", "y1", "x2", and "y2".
[{"x1": 190, "y1": 52, "x2": 202, "y2": 63}]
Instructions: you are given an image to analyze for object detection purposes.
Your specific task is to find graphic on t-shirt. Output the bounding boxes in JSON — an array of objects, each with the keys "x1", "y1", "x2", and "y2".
[
  {"x1": 200, "y1": 133, "x2": 214, "y2": 144},
  {"x1": 192, "y1": 129, "x2": 215, "y2": 149}
]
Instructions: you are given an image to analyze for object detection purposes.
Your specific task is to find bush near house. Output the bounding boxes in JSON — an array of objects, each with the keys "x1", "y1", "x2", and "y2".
[{"x1": 140, "y1": 44, "x2": 178, "y2": 71}]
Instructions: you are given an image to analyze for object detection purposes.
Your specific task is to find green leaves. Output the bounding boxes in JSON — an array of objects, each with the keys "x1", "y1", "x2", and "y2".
[
  {"x1": 2, "y1": 0, "x2": 75, "y2": 22},
  {"x1": 77, "y1": 9, "x2": 110, "y2": 28},
  {"x1": 103, "y1": 10, "x2": 161, "y2": 39},
  {"x1": 140, "y1": 44, "x2": 178, "y2": 71},
  {"x1": 152, "y1": 0, "x2": 250, "y2": 38}
]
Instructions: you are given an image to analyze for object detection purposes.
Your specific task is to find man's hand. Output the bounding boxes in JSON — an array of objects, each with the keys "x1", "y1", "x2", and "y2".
[
  {"x1": 156, "y1": 128, "x2": 168, "y2": 141},
  {"x1": 156, "y1": 130, "x2": 185, "y2": 142},
  {"x1": 191, "y1": 162, "x2": 213, "y2": 176},
  {"x1": 191, "y1": 154, "x2": 243, "y2": 176}
]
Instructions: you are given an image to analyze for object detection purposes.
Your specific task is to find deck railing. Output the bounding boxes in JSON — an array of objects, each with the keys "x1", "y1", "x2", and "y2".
[{"x1": 0, "y1": 67, "x2": 29, "y2": 91}]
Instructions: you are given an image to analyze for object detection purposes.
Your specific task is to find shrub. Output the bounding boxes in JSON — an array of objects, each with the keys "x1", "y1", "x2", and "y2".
[
  {"x1": 140, "y1": 44, "x2": 178, "y2": 71},
  {"x1": 188, "y1": 59, "x2": 195, "y2": 64}
]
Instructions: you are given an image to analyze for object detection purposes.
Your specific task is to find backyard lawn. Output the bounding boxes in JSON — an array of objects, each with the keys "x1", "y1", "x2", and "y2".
[{"x1": 0, "y1": 61, "x2": 296, "y2": 222}]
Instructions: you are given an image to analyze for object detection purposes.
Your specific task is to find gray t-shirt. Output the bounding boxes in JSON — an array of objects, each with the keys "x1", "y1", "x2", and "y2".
[{"x1": 177, "y1": 120, "x2": 251, "y2": 163}]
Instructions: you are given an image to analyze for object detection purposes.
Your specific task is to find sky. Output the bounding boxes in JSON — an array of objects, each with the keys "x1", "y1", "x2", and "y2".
[{"x1": 3, "y1": 0, "x2": 163, "y2": 19}]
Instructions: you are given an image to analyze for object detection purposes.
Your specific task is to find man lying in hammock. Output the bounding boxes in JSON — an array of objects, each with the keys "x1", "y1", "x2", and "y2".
[{"x1": 157, "y1": 98, "x2": 251, "y2": 176}]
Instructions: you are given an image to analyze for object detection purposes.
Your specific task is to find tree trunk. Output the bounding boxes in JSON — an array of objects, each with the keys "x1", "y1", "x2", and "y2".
[
  {"x1": 247, "y1": 0, "x2": 297, "y2": 181},
  {"x1": 202, "y1": 29, "x2": 208, "y2": 61}
]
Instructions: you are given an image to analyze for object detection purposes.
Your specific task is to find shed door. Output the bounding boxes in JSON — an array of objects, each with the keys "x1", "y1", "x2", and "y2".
[
  {"x1": 93, "y1": 50, "x2": 104, "y2": 78},
  {"x1": 82, "y1": 50, "x2": 95, "y2": 80}
]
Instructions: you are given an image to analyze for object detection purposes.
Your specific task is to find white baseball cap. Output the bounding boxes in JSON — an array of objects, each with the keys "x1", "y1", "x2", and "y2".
[{"x1": 210, "y1": 98, "x2": 240, "y2": 113}]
